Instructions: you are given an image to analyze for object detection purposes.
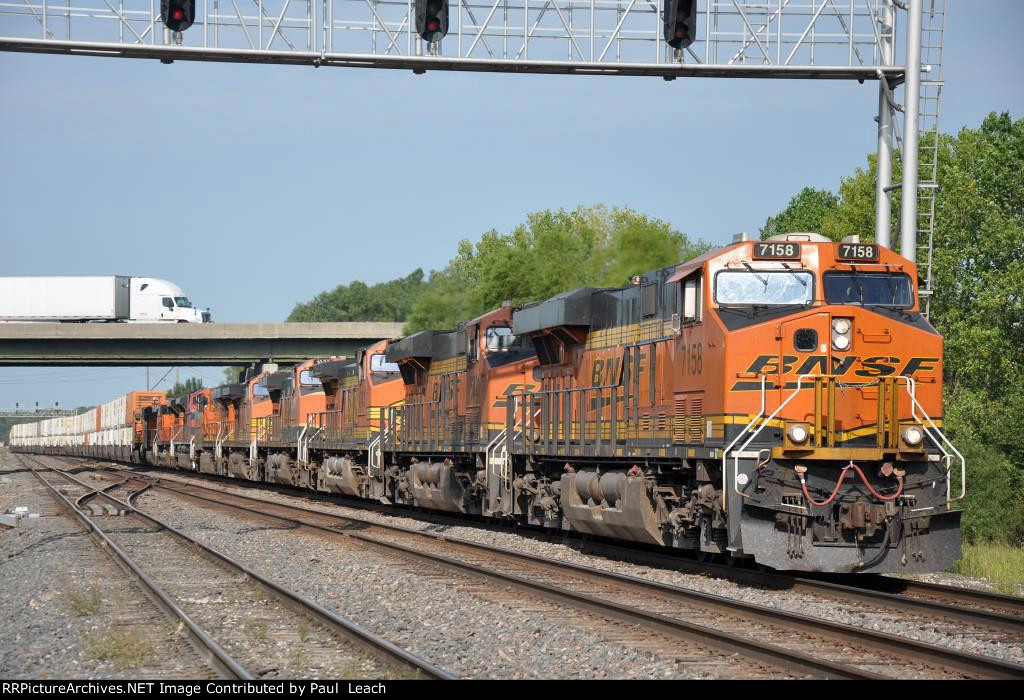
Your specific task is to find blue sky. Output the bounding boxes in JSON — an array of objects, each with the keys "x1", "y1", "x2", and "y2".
[{"x1": 1, "y1": 0, "x2": 1022, "y2": 410}]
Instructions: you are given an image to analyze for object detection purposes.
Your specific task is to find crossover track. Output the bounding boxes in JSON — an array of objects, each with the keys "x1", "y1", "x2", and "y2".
[
  {"x1": 18, "y1": 454, "x2": 455, "y2": 680},
  {"x1": 56, "y1": 457, "x2": 1024, "y2": 680}
]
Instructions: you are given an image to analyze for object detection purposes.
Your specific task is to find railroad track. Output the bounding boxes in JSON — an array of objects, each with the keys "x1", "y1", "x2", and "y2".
[
  {"x1": 88, "y1": 456, "x2": 1024, "y2": 629},
  {"x1": 18, "y1": 454, "x2": 454, "y2": 680},
  {"x1": 71, "y1": 456, "x2": 1024, "y2": 633},
  {"x1": 59, "y1": 457, "x2": 1024, "y2": 680}
]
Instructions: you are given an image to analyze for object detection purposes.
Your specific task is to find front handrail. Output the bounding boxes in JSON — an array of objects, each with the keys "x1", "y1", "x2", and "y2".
[
  {"x1": 297, "y1": 414, "x2": 325, "y2": 465},
  {"x1": 723, "y1": 374, "x2": 814, "y2": 509},
  {"x1": 723, "y1": 374, "x2": 965, "y2": 512},
  {"x1": 387, "y1": 399, "x2": 443, "y2": 449},
  {"x1": 896, "y1": 376, "x2": 965, "y2": 508}
]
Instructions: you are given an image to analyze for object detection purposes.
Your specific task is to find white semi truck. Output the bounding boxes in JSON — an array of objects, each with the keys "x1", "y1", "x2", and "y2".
[{"x1": 0, "y1": 276, "x2": 211, "y2": 323}]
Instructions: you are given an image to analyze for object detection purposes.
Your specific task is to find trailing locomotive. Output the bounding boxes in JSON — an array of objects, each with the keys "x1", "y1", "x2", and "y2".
[{"x1": 11, "y1": 232, "x2": 964, "y2": 573}]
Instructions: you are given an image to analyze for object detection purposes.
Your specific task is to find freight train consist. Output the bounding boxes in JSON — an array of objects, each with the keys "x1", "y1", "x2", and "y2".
[{"x1": 11, "y1": 233, "x2": 965, "y2": 573}]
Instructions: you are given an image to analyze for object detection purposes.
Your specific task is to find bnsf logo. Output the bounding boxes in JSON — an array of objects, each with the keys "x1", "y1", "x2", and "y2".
[{"x1": 730, "y1": 354, "x2": 938, "y2": 391}]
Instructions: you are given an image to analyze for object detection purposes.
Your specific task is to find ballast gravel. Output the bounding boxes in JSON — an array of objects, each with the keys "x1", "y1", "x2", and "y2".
[
  {"x1": 128, "y1": 467, "x2": 1024, "y2": 668},
  {"x1": 0, "y1": 457, "x2": 208, "y2": 679},
  {"x1": 136, "y1": 491, "x2": 750, "y2": 679}
]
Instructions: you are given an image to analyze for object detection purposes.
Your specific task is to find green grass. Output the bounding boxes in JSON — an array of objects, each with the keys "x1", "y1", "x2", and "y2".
[
  {"x1": 952, "y1": 543, "x2": 1024, "y2": 596},
  {"x1": 245, "y1": 620, "x2": 269, "y2": 641},
  {"x1": 63, "y1": 585, "x2": 102, "y2": 616},
  {"x1": 81, "y1": 626, "x2": 153, "y2": 669}
]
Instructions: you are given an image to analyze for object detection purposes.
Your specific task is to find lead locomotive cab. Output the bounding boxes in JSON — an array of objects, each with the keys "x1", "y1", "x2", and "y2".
[{"x1": 715, "y1": 233, "x2": 962, "y2": 572}]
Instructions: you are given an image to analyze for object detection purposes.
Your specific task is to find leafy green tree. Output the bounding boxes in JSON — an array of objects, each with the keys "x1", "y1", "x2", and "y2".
[
  {"x1": 166, "y1": 377, "x2": 204, "y2": 399},
  {"x1": 406, "y1": 205, "x2": 709, "y2": 332},
  {"x1": 760, "y1": 187, "x2": 840, "y2": 239},
  {"x1": 403, "y1": 266, "x2": 480, "y2": 333},
  {"x1": 765, "y1": 112, "x2": 1024, "y2": 543},
  {"x1": 590, "y1": 206, "x2": 708, "y2": 288},
  {"x1": 288, "y1": 269, "x2": 427, "y2": 322}
]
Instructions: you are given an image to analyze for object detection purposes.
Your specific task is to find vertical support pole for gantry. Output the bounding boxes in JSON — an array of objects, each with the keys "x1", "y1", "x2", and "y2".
[
  {"x1": 874, "y1": 0, "x2": 895, "y2": 249},
  {"x1": 899, "y1": 0, "x2": 923, "y2": 262}
]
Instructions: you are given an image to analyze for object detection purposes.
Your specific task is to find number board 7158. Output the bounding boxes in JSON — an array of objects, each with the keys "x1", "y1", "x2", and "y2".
[
  {"x1": 753, "y1": 242, "x2": 801, "y2": 260},
  {"x1": 837, "y1": 243, "x2": 879, "y2": 261}
]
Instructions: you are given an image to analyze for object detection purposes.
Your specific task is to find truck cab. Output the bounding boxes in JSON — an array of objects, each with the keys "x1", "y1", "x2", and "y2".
[{"x1": 129, "y1": 278, "x2": 210, "y2": 323}]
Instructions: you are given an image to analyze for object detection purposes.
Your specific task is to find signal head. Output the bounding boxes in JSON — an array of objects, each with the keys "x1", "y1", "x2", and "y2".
[
  {"x1": 161, "y1": 0, "x2": 195, "y2": 32},
  {"x1": 416, "y1": 0, "x2": 449, "y2": 43}
]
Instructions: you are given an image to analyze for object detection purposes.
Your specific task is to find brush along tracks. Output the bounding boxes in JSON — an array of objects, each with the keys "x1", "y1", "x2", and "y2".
[{"x1": 19, "y1": 454, "x2": 453, "y2": 680}]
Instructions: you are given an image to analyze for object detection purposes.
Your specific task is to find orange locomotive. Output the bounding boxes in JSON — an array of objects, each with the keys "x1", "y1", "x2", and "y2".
[
  {"x1": 382, "y1": 306, "x2": 538, "y2": 514},
  {"x1": 305, "y1": 340, "x2": 405, "y2": 498},
  {"x1": 12, "y1": 233, "x2": 963, "y2": 573},
  {"x1": 503, "y1": 233, "x2": 960, "y2": 572}
]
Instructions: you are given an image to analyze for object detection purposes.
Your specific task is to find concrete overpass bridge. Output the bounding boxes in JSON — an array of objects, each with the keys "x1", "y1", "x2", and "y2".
[{"x1": 0, "y1": 323, "x2": 406, "y2": 366}]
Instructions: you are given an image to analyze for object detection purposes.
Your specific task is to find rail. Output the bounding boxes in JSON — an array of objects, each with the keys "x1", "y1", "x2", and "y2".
[
  {"x1": 91, "y1": 464, "x2": 1024, "y2": 681},
  {"x1": 23, "y1": 457, "x2": 252, "y2": 679},
  {"x1": 25, "y1": 456, "x2": 453, "y2": 679}
]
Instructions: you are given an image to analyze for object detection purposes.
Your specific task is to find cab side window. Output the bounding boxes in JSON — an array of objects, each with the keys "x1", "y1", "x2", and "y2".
[
  {"x1": 682, "y1": 273, "x2": 703, "y2": 323},
  {"x1": 162, "y1": 297, "x2": 174, "y2": 309},
  {"x1": 468, "y1": 326, "x2": 479, "y2": 363}
]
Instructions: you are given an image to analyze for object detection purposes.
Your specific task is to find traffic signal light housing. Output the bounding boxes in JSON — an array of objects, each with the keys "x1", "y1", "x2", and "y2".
[
  {"x1": 161, "y1": 0, "x2": 195, "y2": 32},
  {"x1": 663, "y1": 0, "x2": 696, "y2": 50},
  {"x1": 416, "y1": 0, "x2": 449, "y2": 43}
]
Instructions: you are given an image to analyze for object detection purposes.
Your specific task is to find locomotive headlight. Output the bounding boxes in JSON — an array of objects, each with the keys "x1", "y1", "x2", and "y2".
[
  {"x1": 902, "y1": 425, "x2": 924, "y2": 447},
  {"x1": 831, "y1": 317, "x2": 853, "y2": 351},
  {"x1": 786, "y1": 423, "x2": 810, "y2": 445}
]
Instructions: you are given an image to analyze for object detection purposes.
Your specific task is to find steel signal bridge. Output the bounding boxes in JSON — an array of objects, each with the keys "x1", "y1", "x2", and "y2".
[
  {"x1": 0, "y1": 322, "x2": 405, "y2": 366},
  {"x1": 0, "y1": 0, "x2": 947, "y2": 310},
  {"x1": 1, "y1": 0, "x2": 905, "y2": 80}
]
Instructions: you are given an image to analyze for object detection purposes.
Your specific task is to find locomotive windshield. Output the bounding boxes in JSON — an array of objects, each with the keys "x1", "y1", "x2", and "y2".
[
  {"x1": 485, "y1": 326, "x2": 535, "y2": 367},
  {"x1": 299, "y1": 370, "x2": 324, "y2": 395},
  {"x1": 370, "y1": 354, "x2": 400, "y2": 374},
  {"x1": 715, "y1": 270, "x2": 814, "y2": 306},
  {"x1": 823, "y1": 272, "x2": 914, "y2": 308}
]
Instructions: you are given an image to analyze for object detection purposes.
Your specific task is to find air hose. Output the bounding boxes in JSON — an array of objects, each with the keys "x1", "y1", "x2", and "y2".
[{"x1": 797, "y1": 461, "x2": 904, "y2": 507}]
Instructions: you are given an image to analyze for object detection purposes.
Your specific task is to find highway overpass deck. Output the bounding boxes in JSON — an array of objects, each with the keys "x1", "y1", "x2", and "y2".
[{"x1": 0, "y1": 322, "x2": 406, "y2": 366}]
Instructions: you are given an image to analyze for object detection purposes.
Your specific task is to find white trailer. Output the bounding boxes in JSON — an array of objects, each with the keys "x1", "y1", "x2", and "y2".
[{"x1": 0, "y1": 276, "x2": 211, "y2": 323}]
